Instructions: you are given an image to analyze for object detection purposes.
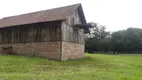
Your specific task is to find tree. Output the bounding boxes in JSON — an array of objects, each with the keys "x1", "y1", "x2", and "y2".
[
  {"x1": 111, "y1": 30, "x2": 126, "y2": 52},
  {"x1": 85, "y1": 23, "x2": 110, "y2": 53},
  {"x1": 111, "y1": 27, "x2": 142, "y2": 53}
]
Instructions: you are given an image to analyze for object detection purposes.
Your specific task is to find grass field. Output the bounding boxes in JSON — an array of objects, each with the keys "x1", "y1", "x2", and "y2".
[{"x1": 0, "y1": 54, "x2": 141, "y2": 80}]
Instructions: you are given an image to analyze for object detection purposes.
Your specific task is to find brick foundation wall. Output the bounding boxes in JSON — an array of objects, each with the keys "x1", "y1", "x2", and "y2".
[
  {"x1": 0, "y1": 41, "x2": 84, "y2": 60},
  {"x1": 61, "y1": 42, "x2": 84, "y2": 60},
  {"x1": 0, "y1": 42, "x2": 61, "y2": 60}
]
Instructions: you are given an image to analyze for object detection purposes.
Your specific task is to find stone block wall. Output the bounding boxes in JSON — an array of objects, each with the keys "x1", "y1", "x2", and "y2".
[
  {"x1": 61, "y1": 42, "x2": 84, "y2": 60},
  {"x1": 0, "y1": 42, "x2": 61, "y2": 60},
  {"x1": 0, "y1": 41, "x2": 84, "y2": 60}
]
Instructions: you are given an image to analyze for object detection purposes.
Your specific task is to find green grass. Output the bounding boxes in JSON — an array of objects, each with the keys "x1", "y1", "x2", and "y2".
[{"x1": 0, "y1": 54, "x2": 142, "y2": 80}]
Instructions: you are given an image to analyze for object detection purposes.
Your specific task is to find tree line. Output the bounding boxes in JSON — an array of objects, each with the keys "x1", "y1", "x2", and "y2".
[{"x1": 85, "y1": 23, "x2": 142, "y2": 54}]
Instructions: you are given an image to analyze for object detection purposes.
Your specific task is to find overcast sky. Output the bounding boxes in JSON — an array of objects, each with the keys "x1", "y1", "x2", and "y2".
[{"x1": 0, "y1": 0, "x2": 142, "y2": 31}]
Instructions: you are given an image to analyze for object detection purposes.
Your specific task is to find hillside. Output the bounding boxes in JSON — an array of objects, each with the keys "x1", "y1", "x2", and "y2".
[{"x1": 0, "y1": 54, "x2": 142, "y2": 80}]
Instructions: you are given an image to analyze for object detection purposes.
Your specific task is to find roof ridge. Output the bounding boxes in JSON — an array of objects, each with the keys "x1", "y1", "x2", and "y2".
[
  {"x1": 2, "y1": 3, "x2": 81, "y2": 20},
  {"x1": 0, "y1": 3, "x2": 82, "y2": 28}
]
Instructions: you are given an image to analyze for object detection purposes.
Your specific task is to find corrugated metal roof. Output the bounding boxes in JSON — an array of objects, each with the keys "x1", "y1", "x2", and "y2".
[{"x1": 0, "y1": 4, "x2": 80, "y2": 28}]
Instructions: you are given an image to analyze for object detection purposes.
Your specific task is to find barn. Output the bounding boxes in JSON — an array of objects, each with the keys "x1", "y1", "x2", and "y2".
[{"x1": 0, "y1": 4, "x2": 91, "y2": 60}]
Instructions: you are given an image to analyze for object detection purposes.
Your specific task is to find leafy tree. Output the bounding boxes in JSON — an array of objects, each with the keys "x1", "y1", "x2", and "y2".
[
  {"x1": 85, "y1": 23, "x2": 110, "y2": 53},
  {"x1": 111, "y1": 28, "x2": 142, "y2": 53},
  {"x1": 86, "y1": 24, "x2": 142, "y2": 54}
]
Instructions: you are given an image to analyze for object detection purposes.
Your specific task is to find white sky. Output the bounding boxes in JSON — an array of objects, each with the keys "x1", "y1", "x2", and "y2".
[{"x1": 0, "y1": 0, "x2": 142, "y2": 32}]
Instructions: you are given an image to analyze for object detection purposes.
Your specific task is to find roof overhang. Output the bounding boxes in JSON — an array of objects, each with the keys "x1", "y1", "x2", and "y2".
[{"x1": 74, "y1": 23, "x2": 93, "y2": 33}]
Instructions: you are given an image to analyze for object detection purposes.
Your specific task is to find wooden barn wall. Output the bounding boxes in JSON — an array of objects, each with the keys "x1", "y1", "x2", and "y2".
[
  {"x1": 61, "y1": 9, "x2": 85, "y2": 44},
  {"x1": 0, "y1": 21, "x2": 61, "y2": 44}
]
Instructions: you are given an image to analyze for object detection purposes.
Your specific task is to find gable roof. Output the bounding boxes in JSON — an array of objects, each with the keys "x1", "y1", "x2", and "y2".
[{"x1": 0, "y1": 4, "x2": 83, "y2": 28}]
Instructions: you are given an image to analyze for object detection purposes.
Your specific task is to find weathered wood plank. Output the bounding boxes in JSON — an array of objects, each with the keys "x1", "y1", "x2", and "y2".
[{"x1": 0, "y1": 21, "x2": 61, "y2": 44}]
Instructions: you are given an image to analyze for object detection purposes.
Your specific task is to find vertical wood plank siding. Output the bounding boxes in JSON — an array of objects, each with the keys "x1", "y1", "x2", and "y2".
[
  {"x1": 0, "y1": 21, "x2": 61, "y2": 44},
  {"x1": 62, "y1": 23, "x2": 84, "y2": 44},
  {"x1": 61, "y1": 9, "x2": 85, "y2": 44}
]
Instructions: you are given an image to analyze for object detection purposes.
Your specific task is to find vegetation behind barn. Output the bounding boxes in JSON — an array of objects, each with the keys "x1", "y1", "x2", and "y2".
[{"x1": 85, "y1": 23, "x2": 142, "y2": 54}]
